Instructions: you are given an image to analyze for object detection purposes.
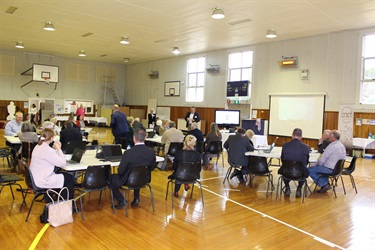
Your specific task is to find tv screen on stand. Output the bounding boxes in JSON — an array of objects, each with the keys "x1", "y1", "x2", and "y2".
[{"x1": 215, "y1": 110, "x2": 240, "y2": 129}]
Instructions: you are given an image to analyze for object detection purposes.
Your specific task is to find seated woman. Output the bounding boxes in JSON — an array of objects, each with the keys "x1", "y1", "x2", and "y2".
[
  {"x1": 18, "y1": 121, "x2": 38, "y2": 142},
  {"x1": 169, "y1": 135, "x2": 202, "y2": 197},
  {"x1": 154, "y1": 119, "x2": 162, "y2": 135},
  {"x1": 29, "y1": 128, "x2": 74, "y2": 200},
  {"x1": 245, "y1": 129, "x2": 255, "y2": 148},
  {"x1": 75, "y1": 114, "x2": 85, "y2": 128},
  {"x1": 203, "y1": 122, "x2": 222, "y2": 165}
]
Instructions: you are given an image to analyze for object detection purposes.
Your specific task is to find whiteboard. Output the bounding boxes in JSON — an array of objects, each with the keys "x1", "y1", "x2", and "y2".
[{"x1": 156, "y1": 107, "x2": 170, "y2": 120}]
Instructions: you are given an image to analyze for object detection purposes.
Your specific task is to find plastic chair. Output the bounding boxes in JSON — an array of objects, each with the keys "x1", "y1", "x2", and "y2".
[
  {"x1": 162, "y1": 142, "x2": 183, "y2": 171},
  {"x1": 165, "y1": 161, "x2": 203, "y2": 208},
  {"x1": 120, "y1": 165, "x2": 155, "y2": 217},
  {"x1": 0, "y1": 147, "x2": 12, "y2": 169},
  {"x1": 204, "y1": 141, "x2": 224, "y2": 168},
  {"x1": 342, "y1": 156, "x2": 358, "y2": 193},
  {"x1": 75, "y1": 164, "x2": 114, "y2": 220},
  {"x1": 246, "y1": 156, "x2": 274, "y2": 196},
  {"x1": 20, "y1": 141, "x2": 38, "y2": 166},
  {"x1": 0, "y1": 173, "x2": 24, "y2": 201},
  {"x1": 223, "y1": 152, "x2": 242, "y2": 184},
  {"x1": 195, "y1": 141, "x2": 205, "y2": 155},
  {"x1": 313, "y1": 159, "x2": 346, "y2": 198},
  {"x1": 276, "y1": 160, "x2": 310, "y2": 203},
  {"x1": 21, "y1": 162, "x2": 49, "y2": 222}
]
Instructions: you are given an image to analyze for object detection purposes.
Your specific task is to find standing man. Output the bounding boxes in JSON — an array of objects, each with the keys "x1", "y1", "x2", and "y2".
[
  {"x1": 110, "y1": 104, "x2": 129, "y2": 144},
  {"x1": 5, "y1": 111, "x2": 23, "y2": 136},
  {"x1": 279, "y1": 128, "x2": 310, "y2": 197},
  {"x1": 224, "y1": 128, "x2": 254, "y2": 183},
  {"x1": 308, "y1": 130, "x2": 346, "y2": 193},
  {"x1": 185, "y1": 106, "x2": 200, "y2": 130},
  {"x1": 110, "y1": 128, "x2": 156, "y2": 209},
  {"x1": 317, "y1": 129, "x2": 331, "y2": 153}
]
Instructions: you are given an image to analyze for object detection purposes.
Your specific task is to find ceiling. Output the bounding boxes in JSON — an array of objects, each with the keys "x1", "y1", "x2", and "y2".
[{"x1": 0, "y1": 0, "x2": 374, "y2": 65}]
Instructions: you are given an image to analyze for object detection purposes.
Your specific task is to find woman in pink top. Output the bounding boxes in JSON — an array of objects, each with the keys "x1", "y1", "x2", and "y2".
[
  {"x1": 29, "y1": 128, "x2": 74, "y2": 200},
  {"x1": 75, "y1": 104, "x2": 85, "y2": 120}
]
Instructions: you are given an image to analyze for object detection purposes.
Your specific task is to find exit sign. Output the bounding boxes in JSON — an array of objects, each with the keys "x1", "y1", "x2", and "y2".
[{"x1": 234, "y1": 100, "x2": 240, "y2": 104}]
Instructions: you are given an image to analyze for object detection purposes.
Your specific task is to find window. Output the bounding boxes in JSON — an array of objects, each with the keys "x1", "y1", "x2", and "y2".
[
  {"x1": 186, "y1": 56, "x2": 205, "y2": 102},
  {"x1": 228, "y1": 50, "x2": 253, "y2": 97},
  {"x1": 360, "y1": 34, "x2": 375, "y2": 104}
]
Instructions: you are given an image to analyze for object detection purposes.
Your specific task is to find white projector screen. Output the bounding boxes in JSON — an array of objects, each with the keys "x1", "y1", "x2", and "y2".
[{"x1": 268, "y1": 94, "x2": 325, "y2": 139}]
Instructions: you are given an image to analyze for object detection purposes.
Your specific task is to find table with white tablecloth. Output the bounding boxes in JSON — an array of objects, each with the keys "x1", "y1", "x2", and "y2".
[
  {"x1": 221, "y1": 132, "x2": 268, "y2": 149},
  {"x1": 353, "y1": 138, "x2": 375, "y2": 156}
]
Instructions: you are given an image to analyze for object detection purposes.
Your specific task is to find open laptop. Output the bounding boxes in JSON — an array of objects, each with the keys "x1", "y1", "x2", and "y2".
[
  {"x1": 64, "y1": 140, "x2": 86, "y2": 154},
  {"x1": 263, "y1": 137, "x2": 278, "y2": 153},
  {"x1": 66, "y1": 148, "x2": 84, "y2": 165},
  {"x1": 147, "y1": 131, "x2": 156, "y2": 138},
  {"x1": 101, "y1": 144, "x2": 123, "y2": 162}
]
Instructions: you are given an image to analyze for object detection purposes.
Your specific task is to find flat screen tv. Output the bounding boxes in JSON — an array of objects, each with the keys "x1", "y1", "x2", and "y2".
[{"x1": 215, "y1": 110, "x2": 240, "y2": 128}]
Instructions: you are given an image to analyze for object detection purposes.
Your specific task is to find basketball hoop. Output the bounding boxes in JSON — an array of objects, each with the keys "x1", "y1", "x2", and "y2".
[{"x1": 43, "y1": 77, "x2": 50, "y2": 85}]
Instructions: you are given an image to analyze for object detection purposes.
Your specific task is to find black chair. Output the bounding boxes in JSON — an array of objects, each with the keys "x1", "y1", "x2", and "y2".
[
  {"x1": 165, "y1": 161, "x2": 203, "y2": 208},
  {"x1": 195, "y1": 141, "x2": 205, "y2": 155},
  {"x1": 204, "y1": 141, "x2": 224, "y2": 168},
  {"x1": 21, "y1": 162, "x2": 49, "y2": 222},
  {"x1": 20, "y1": 141, "x2": 38, "y2": 166},
  {"x1": 313, "y1": 159, "x2": 346, "y2": 198},
  {"x1": 342, "y1": 156, "x2": 358, "y2": 193},
  {"x1": 162, "y1": 142, "x2": 183, "y2": 171},
  {"x1": 246, "y1": 156, "x2": 274, "y2": 196},
  {"x1": 120, "y1": 166, "x2": 155, "y2": 217},
  {"x1": 0, "y1": 147, "x2": 12, "y2": 169},
  {"x1": 223, "y1": 152, "x2": 242, "y2": 184},
  {"x1": 75, "y1": 165, "x2": 114, "y2": 220},
  {"x1": 0, "y1": 173, "x2": 24, "y2": 201},
  {"x1": 276, "y1": 160, "x2": 310, "y2": 203},
  {"x1": 119, "y1": 137, "x2": 128, "y2": 150}
]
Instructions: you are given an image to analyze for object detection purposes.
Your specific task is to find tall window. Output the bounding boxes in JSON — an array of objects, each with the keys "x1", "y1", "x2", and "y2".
[
  {"x1": 360, "y1": 34, "x2": 375, "y2": 104},
  {"x1": 186, "y1": 56, "x2": 205, "y2": 102},
  {"x1": 228, "y1": 50, "x2": 253, "y2": 97}
]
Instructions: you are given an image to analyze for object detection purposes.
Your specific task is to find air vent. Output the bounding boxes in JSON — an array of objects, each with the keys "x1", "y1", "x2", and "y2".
[
  {"x1": 5, "y1": 6, "x2": 18, "y2": 14},
  {"x1": 148, "y1": 71, "x2": 159, "y2": 79},
  {"x1": 82, "y1": 32, "x2": 93, "y2": 37}
]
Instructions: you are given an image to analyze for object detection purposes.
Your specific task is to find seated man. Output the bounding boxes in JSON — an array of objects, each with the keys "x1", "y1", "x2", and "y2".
[
  {"x1": 186, "y1": 122, "x2": 204, "y2": 142},
  {"x1": 224, "y1": 128, "x2": 254, "y2": 183},
  {"x1": 317, "y1": 129, "x2": 331, "y2": 154},
  {"x1": 59, "y1": 121, "x2": 82, "y2": 150},
  {"x1": 279, "y1": 128, "x2": 310, "y2": 197},
  {"x1": 110, "y1": 128, "x2": 156, "y2": 209},
  {"x1": 161, "y1": 121, "x2": 184, "y2": 155},
  {"x1": 308, "y1": 130, "x2": 346, "y2": 193},
  {"x1": 5, "y1": 111, "x2": 23, "y2": 136},
  {"x1": 133, "y1": 117, "x2": 146, "y2": 131}
]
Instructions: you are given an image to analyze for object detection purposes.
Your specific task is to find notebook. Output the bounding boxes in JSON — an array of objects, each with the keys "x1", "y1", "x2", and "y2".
[
  {"x1": 64, "y1": 140, "x2": 86, "y2": 154},
  {"x1": 66, "y1": 148, "x2": 84, "y2": 165},
  {"x1": 101, "y1": 144, "x2": 123, "y2": 162}
]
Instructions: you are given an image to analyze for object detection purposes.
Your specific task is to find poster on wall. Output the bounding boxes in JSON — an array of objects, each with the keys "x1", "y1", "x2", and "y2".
[{"x1": 338, "y1": 104, "x2": 354, "y2": 148}]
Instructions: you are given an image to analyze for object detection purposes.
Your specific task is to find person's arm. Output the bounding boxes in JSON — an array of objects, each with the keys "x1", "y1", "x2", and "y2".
[
  {"x1": 5, "y1": 122, "x2": 16, "y2": 136},
  {"x1": 118, "y1": 152, "x2": 129, "y2": 176},
  {"x1": 184, "y1": 112, "x2": 189, "y2": 122},
  {"x1": 194, "y1": 112, "x2": 200, "y2": 123},
  {"x1": 161, "y1": 133, "x2": 167, "y2": 143}
]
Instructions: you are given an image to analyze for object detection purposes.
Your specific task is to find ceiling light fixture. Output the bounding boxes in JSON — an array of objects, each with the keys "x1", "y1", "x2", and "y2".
[
  {"x1": 15, "y1": 41, "x2": 24, "y2": 48},
  {"x1": 44, "y1": 21, "x2": 55, "y2": 31},
  {"x1": 172, "y1": 47, "x2": 180, "y2": 55},
  {"x1": 266, "y1": 29, "x2": 277, "y2": 38},
  {"x1": 211, "y1": 8, "x2": 225, "y2": 19},
  {"x1": 78, "y1": 50, "x2": 86, "y2": 57},
  {"x1": 123, "y1": 58, "x2": 130, "y2": 63},
  {"x1": 120, "y1": 37, "x2": 130, "y2": 44}
]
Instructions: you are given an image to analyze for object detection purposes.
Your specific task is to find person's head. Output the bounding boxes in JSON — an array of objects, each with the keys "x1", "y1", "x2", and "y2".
[
  {"x1": 38, "y1": 128, "x2": 55, "y2": 145},
  {"x1": 190, "y1": 106, "x2": 195, "y2": 113},
  {"x1": 322, "y1": 129, "x2": 331, "y2": 140},
  {"x1": 156, "y1": 119, "x2": 162, "y2": 126},
  {"x1": 127, "y1": 116, "x2": 135, "y2": 125},
  {"x1": 330, "y1": 130, "x2": 340, "y2": 142},
  {"x1": 50, "y1": 117, "x2": 57, "y2": 124},
  {"x1": 77, "y1": 114, "x2": 82, "y2": 121},
  {"x1": 184, "y1": 135, "x2": 197, "y2": 150},
  {"x1": 65, "y1": 121, "x2": 73, "y2": 128},
  {"x1": 15, "y1": 112, "x2": 23, "y2": 124},
  {"x1": 191, "y1": 122, "x2": 198, "y2": 130},
  {"x1": 292, "y1": 128, "x2": 303, "y2": 140},
  {"x1": 246, "y1": 129, "x2": 255, "y2": 139},
  {"x1": 133, "y1": 128, "x2": 146, "y2": 143},
  {"x1": 21, "y1": 121, "x2": 33, "y2": 132},
  {"x1": 79, "y1": 103, "x2": 84, "y2": 108},
  {"x1": 236, "y1": 128, "x2": 246, "y2": 136},
  {"x1": 163, "y1": 119, "x2": 170, "y2": 128},
  {"x1": 112, "y1": 104, "x2": 119, "y2": 111},
  {"x1": 49, "y1": 114, "x2": 55, "y2": 119},
  {"x1": 150, "y1": 108, "x2": 155, "y2": 114},
  {"x1": 68, "y1": 115, "x2": 75, "y2": 122},
  {"x1": 43, "y1": 121, "x2": 54, "y2": 129},
  {"x1": 134, "y1": 117, "x2": 140, "y2": 122},
  {"x1": 169, "y1": 121, "x2": 176, "y2": 128},
  {"x1": 31, "y1": 104, "x2": 36, "y2": 108},
  {"x1": 210, "y1": 122, "x2": 219, "y2": 133}
]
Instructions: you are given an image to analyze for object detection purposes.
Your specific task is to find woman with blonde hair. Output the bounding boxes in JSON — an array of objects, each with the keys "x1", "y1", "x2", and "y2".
[
  {"x1": 169, "y1": 135, "x2": 202, "y2": 197},
  {"x1": 245, "y1": 129, "x2": 255, "y2": 148},
  {"x1": 29, "y1": 128, "x2": 74, "y2": 200}
]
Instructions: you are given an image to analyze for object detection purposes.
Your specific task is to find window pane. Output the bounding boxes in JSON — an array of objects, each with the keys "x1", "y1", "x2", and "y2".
[
  {"x1": 363, "y1": 34, "x2": 375, "y2": 57},
  {"x1": 363, "y1": 58, "x2": 375, "y2": 80},
  {"x1": 187, "y1": 58, "x2": 197, "y2": 72},
  {"x1": 242, "y1": 51, "x2": 253, "y2": 67},
  {"x1": 196, "y1": 87, "x2": 204, "y2": 102},
  {"x1": 241, "y1": 68, "x2": 252, "y2": 81},
  {"x1": 188, "y1": 74, "x2": 197, "y2": 87},
  {"x1": 360, "y1": 81, "x2": 375, "y2": 104},
  {"x1": 197, "y1": 57, "x2": 205, "y2": 71},
  {"x1": 186, "y1": 88, "x2": 195, "y2": 102},
  {"x1": 197, "y1": 73, "x2": 204, "y2": 86},
  {"x1": 229, "y1": 69, "x2": 241, "y2": 81},
  {"x1": 229, "y1": 53, "x2": 241, "y2": 68}
]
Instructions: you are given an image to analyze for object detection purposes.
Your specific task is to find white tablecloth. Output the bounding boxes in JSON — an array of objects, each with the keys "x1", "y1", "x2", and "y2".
[
  {"x1": 221, "y1": 133, "x2": 267, "y2": 149},
  {"x1": 353, "y1": 138, "x2": 375, "y2": 149}
]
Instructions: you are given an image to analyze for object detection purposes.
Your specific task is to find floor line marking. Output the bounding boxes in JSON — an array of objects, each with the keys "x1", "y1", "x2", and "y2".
[
  {"x1": 202, "y1": 187, "x2": 345, "y2": 250},
  {"x1": 29, "y1": 223, "x2": 50, "y2": 250}
]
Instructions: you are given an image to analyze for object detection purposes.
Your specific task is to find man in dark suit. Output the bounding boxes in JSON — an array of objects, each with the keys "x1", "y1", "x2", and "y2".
[
  {"x1": 317, "y1": 129, "x2": 331, "y2": 153},
  {"x1": 224, "y1": 128, "x2": 254, "y2": 182},
  {"x1": 110, "y1": 104, "x2": 129, "y2": 144},
  {"x1": 110, "y1": 128, "x2": 156, "y2": 209},
  {"x1": 147, "y1": 108, "x2": 157, "y2": 128},
  {"x1": 59, "y1": 121, "x2": 82, "y2": 150},
  {"x1": 184, "y1": 106, "x2": 200, "y2": 129},
  {"x1": 279, "y1": 128, "x2": 310, "y2": 197},
  {"x1": 186, "y1": 122, "x2": 204, "y2": 142}
]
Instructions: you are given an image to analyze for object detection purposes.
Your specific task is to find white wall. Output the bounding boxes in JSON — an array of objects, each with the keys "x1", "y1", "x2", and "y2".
[{"x1": 124, "y1": 28, "x2": 374, "y2": 112}]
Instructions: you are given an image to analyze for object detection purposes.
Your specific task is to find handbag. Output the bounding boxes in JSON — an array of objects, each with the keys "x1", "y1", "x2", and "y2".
[{"x1": 45, "y1": 187, "x2": 74, "y2": 227}]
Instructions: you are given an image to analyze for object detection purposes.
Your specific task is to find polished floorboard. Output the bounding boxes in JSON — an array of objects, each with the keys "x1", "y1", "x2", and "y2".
[{"x1": 1, "y1": 127, "x2": 375, "y2": 249}]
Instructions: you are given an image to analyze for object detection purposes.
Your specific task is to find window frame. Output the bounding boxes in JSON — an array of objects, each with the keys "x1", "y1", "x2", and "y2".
[{"x1": 185, "y1": 55, "x2": 206, "y2": 103}]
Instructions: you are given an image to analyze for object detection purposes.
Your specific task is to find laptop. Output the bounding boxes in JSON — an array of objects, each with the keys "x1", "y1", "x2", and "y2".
[
  {"x1": 101, "y1": 144, "x2": 123, "y2": 162},
  {"x1": 64, "y1": 140, "x2": 86, "y2": 154},
  {"x1": 263, "y1": 137, "x2": 278, "y2": 153},
  {"x1": 147, "y1": 131, "x2": 156, "y2": 138},
  {"x1": 66, "y1": 148, "x2": 84, "y2": 165}
]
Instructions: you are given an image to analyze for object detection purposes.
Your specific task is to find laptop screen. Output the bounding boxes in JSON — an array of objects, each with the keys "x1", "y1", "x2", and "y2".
[
  {"x1": 70, "y1": 148, "x2": 84, "y2": 163},
  {"x1": 101, "y1": 145, "x2": 123, "y2": 157}
]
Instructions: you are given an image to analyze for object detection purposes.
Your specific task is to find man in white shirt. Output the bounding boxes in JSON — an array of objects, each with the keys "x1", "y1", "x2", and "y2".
[
  {"x1": 161, "y1": 121, "x2": 184, "y2": 155},
  {"x1": 5, "y1": 112, "x2": 23, "y2": 136}
]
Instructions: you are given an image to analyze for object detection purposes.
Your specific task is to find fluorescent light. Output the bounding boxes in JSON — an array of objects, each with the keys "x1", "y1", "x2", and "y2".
[
  {"x1": 78, "y1": 50, "x2": 86, "y2": 57},
  {"x1": 120, "y1": 37, "x2": 130, "y2": 44},
  {"x1": 44, "y1": 22, "x2": 55, "y2": 31},
  {"x1": 212, "y1": 8, "x2": 225, "y2": 19},
  {"x1": 172, "y1": 47, "x2": 180, "y2": 55},
  {"x1": 123, "y1": 58, "x2": 130, "y2": 63},
  {"x1": 266, "y1": 29, "x2": 277, "y2": 38},
  {"x1": 15, "y1": 41, "x2": 24, "y2": 48}
]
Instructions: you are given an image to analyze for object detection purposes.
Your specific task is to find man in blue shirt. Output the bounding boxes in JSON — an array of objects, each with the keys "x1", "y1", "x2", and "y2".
[
  {"x1": 5, "y1": 112, "x2": 23, "y2": 136},
  {"x1": 308, "y1": 130, "x2": 346, "y2": 193}
]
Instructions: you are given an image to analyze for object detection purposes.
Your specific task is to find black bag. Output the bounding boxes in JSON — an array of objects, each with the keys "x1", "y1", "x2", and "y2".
[{"x1": 40, "y1": 204, "x2": 49, "y2": 223}]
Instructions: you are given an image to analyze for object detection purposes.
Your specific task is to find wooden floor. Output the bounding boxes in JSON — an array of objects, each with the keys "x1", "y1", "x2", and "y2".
[{"x1": 1, "y1": 127, "x2": 375, "y2": 249}]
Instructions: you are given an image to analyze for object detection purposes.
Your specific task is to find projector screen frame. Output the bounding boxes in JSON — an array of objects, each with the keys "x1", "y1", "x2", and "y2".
[{"x1": 268, "y1": 93, "x2": 326, "y2": 140}]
